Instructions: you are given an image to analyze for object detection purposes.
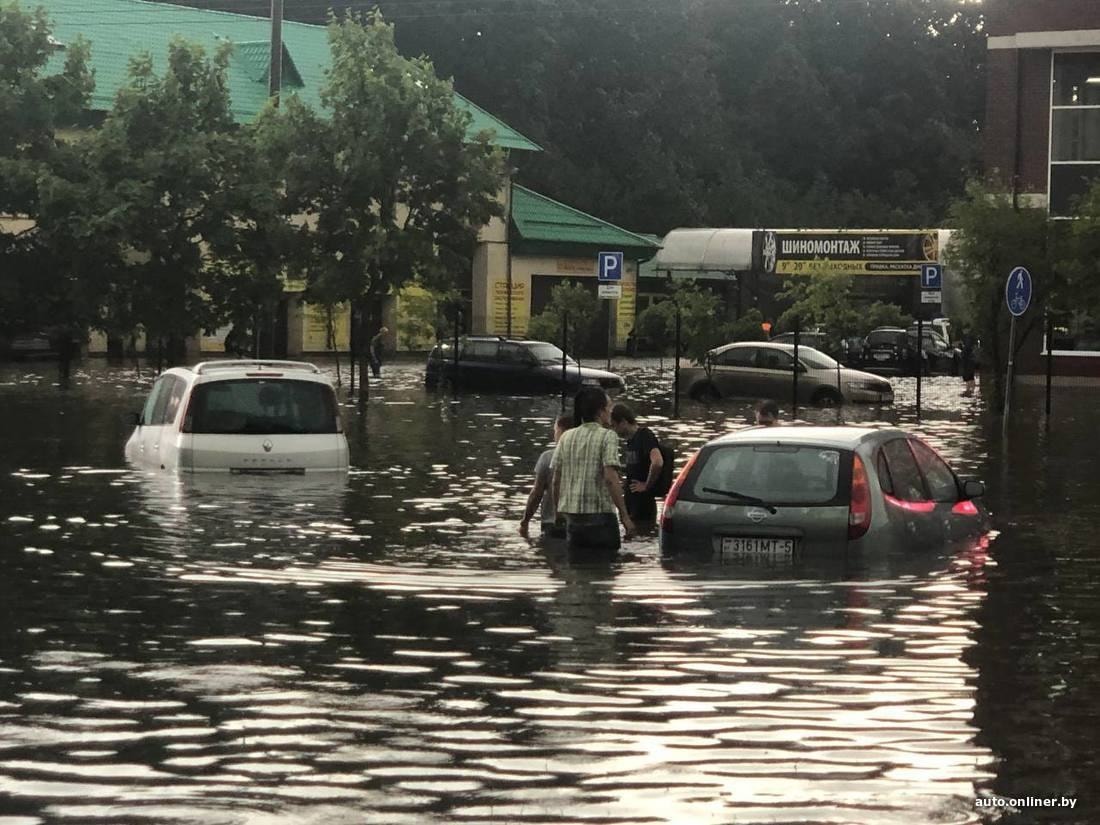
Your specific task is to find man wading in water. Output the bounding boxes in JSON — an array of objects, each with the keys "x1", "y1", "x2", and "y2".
[{"x1": 552, "y1": 387, "x2": 635, "y2": 554}]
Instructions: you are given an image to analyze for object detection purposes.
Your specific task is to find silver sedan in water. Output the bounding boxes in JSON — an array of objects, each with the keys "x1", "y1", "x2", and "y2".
[
  {"x1": 660, "y1": 426, "x2": 988, "y2": 561},
  {"x1": 681, "y1": 342, "x2": 894, "y2": 406}
]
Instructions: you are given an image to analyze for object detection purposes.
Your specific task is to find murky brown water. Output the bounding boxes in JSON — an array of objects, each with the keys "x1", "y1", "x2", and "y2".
[{"x1": 1, "y1": 359, "x2": 1096, "y2": 824}]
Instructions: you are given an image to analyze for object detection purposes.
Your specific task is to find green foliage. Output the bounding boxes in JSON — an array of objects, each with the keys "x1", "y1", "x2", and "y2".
[
  {"x1": 631, "y1": 281, "x2": 766, "y2": 362},
  {"x1": 0, "y1": 1, "x2": 92, "y2": 219},
  {"x1": 778, "y1": 274, "x2": 911, "y2": 352},
  {"x1": 863, "y1": 302, "x2": 913, "y2": 332},
  {"x1": 256, "y1": 12, "x2": 508, "y2": 329},
  {"x1": 527, "y1": 281, "x2": 599, "y2": 353},
  {"x1": 946, "y1": 182, "x2": 1058, "y2": 399},
  {"x1": 396, "y1": 287, "x2": 460, "y2": 350},
  {"x1": 371, "y1": 0, "x2": 984, "y2": 231},
  {"x1": 69, "y1": 39, "x2": 243, "y2": 352},
  {"x1": 947, "y1": 179, "x2": 1100, "y2": 401},
  {"x1": 0, "y1": 1, "x2": 94, "y2": 351}
]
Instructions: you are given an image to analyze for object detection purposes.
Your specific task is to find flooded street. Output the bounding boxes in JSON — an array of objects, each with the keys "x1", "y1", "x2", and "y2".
[{"x1": 1, "y1": 359, "x2": 1097, "y2": 824}]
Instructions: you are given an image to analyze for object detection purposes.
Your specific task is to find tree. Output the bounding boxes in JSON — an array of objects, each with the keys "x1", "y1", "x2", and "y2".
[
  {"x1": 946, "y1": 182, "x2": 1060, "y2": 402},
  {"x1": 631, "y1": 281, "x2": 766, "y2": 363},
  {"x1": 0, "y1": 1, "x2": 93, "y2": 382},
  {"x1": 81, "y1": 39, "x2": 242, "y2": 367},
  {"x1": 527, "y1": 281, "x2": 599, "y2": 358},
  {"x1": 777, "y1": 274, "x2": 912, "y2": 354},
  {"x1": 258, "y1": 12, "x2": 507, "y2": 398},
  {"x1": 0, "y1": 1, "x2": 92, "y2": 222}
]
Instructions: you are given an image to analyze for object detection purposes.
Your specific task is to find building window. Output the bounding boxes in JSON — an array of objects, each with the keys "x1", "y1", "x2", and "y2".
[{"x1": 1050, "y1": 52, "x2": 1100, "y2": 216}]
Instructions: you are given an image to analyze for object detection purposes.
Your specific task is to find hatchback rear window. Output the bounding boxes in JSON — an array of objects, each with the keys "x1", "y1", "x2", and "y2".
[
  {"x1": 186, "y1": 379, "x2": 337, "y2": 435},
  {"x1": 689, "y1": 444, "x2": 846, "y2": 505}
]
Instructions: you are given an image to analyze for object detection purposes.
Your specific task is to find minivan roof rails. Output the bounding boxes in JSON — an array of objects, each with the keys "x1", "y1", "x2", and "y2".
[{"x1": 193, "y1": 359, "x2": 321, "y2": 375}]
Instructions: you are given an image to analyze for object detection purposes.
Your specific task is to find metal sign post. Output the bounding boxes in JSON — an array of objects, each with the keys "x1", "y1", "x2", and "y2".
[
  {"x1": 561, "y1": 311, "x2": 568, "y2": 413},
  {"x1": 1003, "y1": 266, "x2": 1033, "y2": 428},
  {"x1": 597, "y1": 252, "x2": 623, "y2": 374}
]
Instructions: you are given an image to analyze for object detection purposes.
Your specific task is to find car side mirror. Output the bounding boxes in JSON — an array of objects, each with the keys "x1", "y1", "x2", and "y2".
[
  {"x1": 962, "y1": 479, "x2": 985, "y2": 499},
  {"x1": 130, "y1": 411, "x2": 143, "y2": 426}
]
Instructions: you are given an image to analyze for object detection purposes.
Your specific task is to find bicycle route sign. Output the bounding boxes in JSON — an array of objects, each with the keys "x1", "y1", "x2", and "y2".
[{"x1": 1005, "y1": 266, "x2": 1032, "y2": 317}]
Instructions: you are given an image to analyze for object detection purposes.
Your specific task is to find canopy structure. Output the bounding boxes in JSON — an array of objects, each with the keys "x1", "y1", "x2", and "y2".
[{"x1": 647, "y1": 228, "x2": 754, "y2": 280}]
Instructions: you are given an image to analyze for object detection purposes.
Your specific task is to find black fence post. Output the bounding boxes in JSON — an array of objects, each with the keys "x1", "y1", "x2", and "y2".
[
  {"x1": 1045, "y1": 312, "x2": 1054, "y2": 419},
  {"x1": 561, "y1": 311, "x2": 568, "y2": 413},
  {"x1": 452, "y1": 307, "x2": 461, "y2": 393},
  {"x1": 792, "y1": 321, "x2": 800, "y2": 418},
  {"x1": 916, "y1": 317, "x2": 923, "y2": 420},
  {"x1": 673, "y1": 305, "x2": 682, "y2": 418}
]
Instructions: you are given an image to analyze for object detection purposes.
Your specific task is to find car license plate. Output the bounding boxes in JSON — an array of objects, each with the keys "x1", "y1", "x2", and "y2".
[
  {"x1": 720, "y1": 537, "x2": 794, "y2": 561},
  {"x1": 873, "y1": 352, "x2": 890, "y2": 361}
]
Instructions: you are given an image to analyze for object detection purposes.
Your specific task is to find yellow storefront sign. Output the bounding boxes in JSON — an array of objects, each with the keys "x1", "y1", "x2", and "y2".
[{"x1": 489, "y1": 279, "x2": 528, "y2": 337}]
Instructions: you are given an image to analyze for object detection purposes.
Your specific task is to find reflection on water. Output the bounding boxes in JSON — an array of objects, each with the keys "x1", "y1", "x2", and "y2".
[{"x1": 0, "y1": 360, "x2": 1096, "y2": 823}]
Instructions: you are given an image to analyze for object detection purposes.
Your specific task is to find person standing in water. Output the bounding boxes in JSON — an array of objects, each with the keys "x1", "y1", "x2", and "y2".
[
  {"x1": 754, "y1": 399, "x2": 780, "y2": 426},
  {"x1": 369, "y1": 326, "x2": 389, "y2": 378},
  {"x1": 610, "y1": 403, "x2": 664, "y2": 525},
  {"x1": 519, "y1": 414, "x2": 574, "y2": 539},
  {"x1": 552, "y1": 387, "x2": 636, "y2": 553}
]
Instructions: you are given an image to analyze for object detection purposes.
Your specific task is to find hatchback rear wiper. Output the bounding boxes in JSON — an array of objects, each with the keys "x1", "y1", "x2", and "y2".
[{"x1": 701, "y1": 488, "x2": 778, "y2": 513}]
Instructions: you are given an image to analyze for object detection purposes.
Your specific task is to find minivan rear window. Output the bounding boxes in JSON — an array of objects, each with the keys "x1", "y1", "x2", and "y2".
[
  {"x1": 689, "y1": 444, "x2": 846, "y2": 506},
  {"x1": 186, "y1": 379, "x2": 337, "y2": 435}
]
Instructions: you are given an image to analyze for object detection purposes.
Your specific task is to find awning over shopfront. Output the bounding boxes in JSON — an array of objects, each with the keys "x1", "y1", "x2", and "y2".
[{"x1": 647, "y1": 228, "x2": 753, "y2": 279}]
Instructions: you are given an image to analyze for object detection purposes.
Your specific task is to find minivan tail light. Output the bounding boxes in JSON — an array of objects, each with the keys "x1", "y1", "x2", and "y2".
[
  {"x1": 848, "y1": 454, "x2": 871, "y2": 539},
  {"x1": 660, "y1": 449, "x2": 701, "y2": 531}
]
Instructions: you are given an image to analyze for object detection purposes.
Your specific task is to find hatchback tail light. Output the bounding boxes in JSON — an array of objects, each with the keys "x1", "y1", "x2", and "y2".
[
  {"x1": 660, "y1": 449, "x2": 700, "y2": 532},
  {"x1": 848, "y1": 454, "x2": 871, "y2": 539},
  {"x1": 952, "y1": 499, "x2": 979, "y2": 516}
]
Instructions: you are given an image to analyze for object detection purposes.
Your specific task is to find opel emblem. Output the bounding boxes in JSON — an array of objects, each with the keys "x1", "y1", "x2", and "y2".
[
  {"x1": 262, "y1": 439, "x2": 273, "y2": 453},
  {"x1": 747, "y1": 506, "x2": 769, "y2": 524}
]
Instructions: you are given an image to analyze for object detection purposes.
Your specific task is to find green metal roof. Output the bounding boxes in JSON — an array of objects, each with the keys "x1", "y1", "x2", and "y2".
[
  {"x1": 37, "y1": 0, "x2": 541, "y2": 151},
  {"x1": 510, "y1": 185, "x2": 661, "y2": 253}
]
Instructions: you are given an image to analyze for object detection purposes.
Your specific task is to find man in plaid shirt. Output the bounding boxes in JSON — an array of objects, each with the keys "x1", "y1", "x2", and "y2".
[{"x1": 552, "y1": 387, "x2": 635, "y2": 552}]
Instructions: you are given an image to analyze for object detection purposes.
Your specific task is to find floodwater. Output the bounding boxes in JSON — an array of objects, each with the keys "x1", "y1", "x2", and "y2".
[{"x1": 0, "y1": 359, "x2": 1097, "y2": 824}]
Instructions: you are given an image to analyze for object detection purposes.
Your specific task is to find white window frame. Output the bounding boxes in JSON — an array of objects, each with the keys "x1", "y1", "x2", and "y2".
[
  {"x1": 1046, "y1": 51, "x2": 1100, "y2": 356},
  {"x1": 1048, "y1": 48, "x2": 1100, "y2": 220}
]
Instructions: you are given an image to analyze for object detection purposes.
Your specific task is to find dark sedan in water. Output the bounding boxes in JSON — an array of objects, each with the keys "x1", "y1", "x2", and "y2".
[{"x1": 425, "y1": 336, "x2": 625, "y2": 394}]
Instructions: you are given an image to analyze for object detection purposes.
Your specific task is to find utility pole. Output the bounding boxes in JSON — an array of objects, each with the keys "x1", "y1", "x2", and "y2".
[{"x1": 269, "y1": 0, "x2": 284, "y2": 104}]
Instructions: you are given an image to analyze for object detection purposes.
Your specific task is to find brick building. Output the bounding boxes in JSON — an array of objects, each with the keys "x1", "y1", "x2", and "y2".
[
  {"x1": 986, "y1": 0, "x2": 1100, "y2": 213},
  {"x1": 984, "y1": 0, "x2": 1100, "y2": 375}
]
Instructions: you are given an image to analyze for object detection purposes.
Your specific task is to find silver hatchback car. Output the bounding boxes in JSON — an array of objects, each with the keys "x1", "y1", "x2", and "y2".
[{"x1": 660, "y1": 426, "x2": 988, "y2": 560}]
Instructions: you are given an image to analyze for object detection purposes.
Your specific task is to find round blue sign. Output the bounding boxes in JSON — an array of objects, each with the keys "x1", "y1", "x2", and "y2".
[{"x1": 1005, "y1": 266, "x2": 1032, "y2": 317}]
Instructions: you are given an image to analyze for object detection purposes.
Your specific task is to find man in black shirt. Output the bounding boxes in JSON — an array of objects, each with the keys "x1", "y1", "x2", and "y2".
[{"x1": 610, "y1": 403, "x2": 664, "y2": 524}]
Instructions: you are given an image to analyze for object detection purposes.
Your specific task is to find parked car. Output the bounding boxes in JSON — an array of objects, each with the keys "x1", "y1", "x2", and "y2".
[
  {"x1": 125, "y1": 360, "x2": 349, "y2": 473},
  {"x1": 660, "y1": 426, "x2": 989, "y2": 559},
  {"x1": 424, "y1": 336, "x2": 626, "y2": 394},
  {"x1": 863, "y1": 327, "x2": 919, "y2": 375},
  {"x1": 863, "y1": 326, "x2": 959, "y2": 375},
  {"x1": 681, "y1": 342, "x2": 893, "y2": 406}
]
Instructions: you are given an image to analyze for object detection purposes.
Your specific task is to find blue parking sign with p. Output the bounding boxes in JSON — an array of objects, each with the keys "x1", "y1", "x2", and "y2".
[
  {"x1": 921, "y1": 263, "x2": 942, "y2": 290},
  {"x1": 598, "y1": 251, "x2": 623, "y2": 282}
]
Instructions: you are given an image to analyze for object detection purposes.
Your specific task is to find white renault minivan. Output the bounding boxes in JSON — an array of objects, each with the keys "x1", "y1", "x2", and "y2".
[{"x1": 125, "y1": 360, "x2": 349, "y2": 473}]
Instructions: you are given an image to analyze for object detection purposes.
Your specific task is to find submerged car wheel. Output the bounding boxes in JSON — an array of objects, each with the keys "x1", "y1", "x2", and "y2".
[
  {"x1": 689, "y1": 381, "x2": 721, "y2": 402},
  {"x1": 812, "y1": 387, "x2": 843, "y2": 407}
]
